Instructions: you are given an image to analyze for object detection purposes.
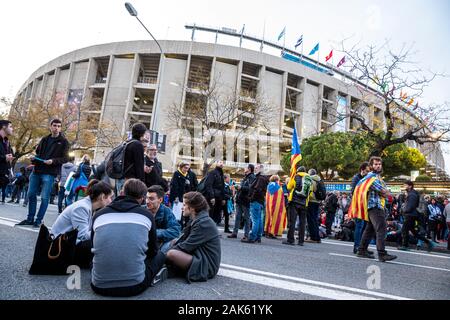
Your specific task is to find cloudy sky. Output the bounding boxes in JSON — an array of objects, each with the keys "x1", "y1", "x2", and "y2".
[{"x1": 0, "y1": 0, "x2": 449, "y2": 170}]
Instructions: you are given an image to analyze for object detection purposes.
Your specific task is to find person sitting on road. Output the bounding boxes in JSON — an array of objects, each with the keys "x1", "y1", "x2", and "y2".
[
  {"x1": 90, "y1": 179, "x2": 167, "y2": 297},
  {"x1": 146, "y1": 185, "x2": 181, "y2": 254},
  {"x1": 166, "y1": 191, "x2": 221, "y2": 283},
  {"x1": 51, "y1": 179, "x2": 113, "y2": 268}
]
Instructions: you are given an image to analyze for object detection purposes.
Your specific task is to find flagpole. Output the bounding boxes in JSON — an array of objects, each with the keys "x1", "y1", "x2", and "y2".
[
  {"x1": 260, "y1": 19, "x2": 266, "y2": 52},
  {"x1": 301, "y1": 39, "x2": 304, "y2": 61}
]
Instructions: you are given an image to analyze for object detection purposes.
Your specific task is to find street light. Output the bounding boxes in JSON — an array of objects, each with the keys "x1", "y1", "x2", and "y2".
[{"x1": 124, "y1": 2, "x2": 165, "y2": 131}]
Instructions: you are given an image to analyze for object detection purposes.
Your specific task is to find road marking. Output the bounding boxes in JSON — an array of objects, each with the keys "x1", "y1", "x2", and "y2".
[
  {"x1": 218, "y1": 268, "x2": 379, "y2": 300},
  {"x1": 220, "y1": 263, "x2": 411, "y2": 300},
  {"x1": 0, "y1": 217, "x2": 39, "y2": 233},
  {"x1": 322, "y1": 239, "x2": 450, "y2": 259},
  {"x1": 329, "y1": 253, "x2": 450, "y2": 272}
]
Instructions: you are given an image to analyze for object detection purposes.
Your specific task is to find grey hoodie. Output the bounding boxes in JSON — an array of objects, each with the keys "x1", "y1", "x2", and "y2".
[{"x1": 60, "y1": 162, "x2": 76, "y2": 186}]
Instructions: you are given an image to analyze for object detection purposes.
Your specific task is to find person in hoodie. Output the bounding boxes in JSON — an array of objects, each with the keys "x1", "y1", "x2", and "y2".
[
  {"x1": 57, "y1": 157, "x2": 76, "y2": 213},
  {"x1": 264, "y1": 175, "x2": 286, "y2": 238},
  {"x1": 67, "y1": 154, "x2": 92, "y2": 205},
  {"x1": 16, "y1": 119, "x2": 69, "y2": 228},
  {"x1": 90, "y1": 178, "x2": 167, "y2": 297}
]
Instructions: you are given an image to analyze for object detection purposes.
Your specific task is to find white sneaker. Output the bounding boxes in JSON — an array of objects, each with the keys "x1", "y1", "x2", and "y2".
[{"x1": 150, "y1": 266, "x2": 168, "y2": 287}]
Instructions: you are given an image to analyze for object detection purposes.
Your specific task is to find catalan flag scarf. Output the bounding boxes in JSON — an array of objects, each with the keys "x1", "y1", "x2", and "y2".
[
  {"x1": 265, "y1": 182, "x2": 287, "y2": 237},
  {"x1": 348, "y1": 172, "x2": 383, "y2": 221}
]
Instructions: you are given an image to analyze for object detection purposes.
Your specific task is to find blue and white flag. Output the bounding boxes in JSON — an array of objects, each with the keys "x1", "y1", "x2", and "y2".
[
  {"x1": 278, "y1": 27, "x2": 286, "y2": 41},
  {"x1": 295, "y1": 35, "x2": 303, "y2": 49},
  {"x1": 309, "y1": 43, "x2": 319, "y2": 55}
]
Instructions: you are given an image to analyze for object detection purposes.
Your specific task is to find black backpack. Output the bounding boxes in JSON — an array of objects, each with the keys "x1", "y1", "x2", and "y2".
[
  {"x1": 197, "y1": 176, "x2": 207, "y2": 194},
  {"x1": 105, "y1": 139, "x2": 136, "y2": 179},
  {"x1": 315, "y1": 180, "x2": 327, "y2": 201}
]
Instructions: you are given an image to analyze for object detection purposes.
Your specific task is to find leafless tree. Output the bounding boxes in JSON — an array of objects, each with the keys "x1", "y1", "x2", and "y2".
[
  {"x1": 166, "y1": 73, "x2": 276, "y2": 175},
  {"x1": 323, "y1": 40, "x2": 450, "y2": 157}
]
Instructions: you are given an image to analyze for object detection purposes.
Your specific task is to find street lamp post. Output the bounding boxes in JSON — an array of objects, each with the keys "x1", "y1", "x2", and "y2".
[{"x1": 124, "y1": 2, "x2": 165, "y2": 131}]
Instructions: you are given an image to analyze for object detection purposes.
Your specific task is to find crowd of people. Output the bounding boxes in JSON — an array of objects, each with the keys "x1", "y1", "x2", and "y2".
[{"x1": 0, "y1": 118, "x2": 449, "y2": 297}]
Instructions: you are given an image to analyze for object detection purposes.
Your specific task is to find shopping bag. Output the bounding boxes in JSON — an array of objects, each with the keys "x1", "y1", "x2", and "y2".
[
  {"x1": 29, "y1": 224, "x2": 78, "y2": 275},
  {"x1": 172, "y1": 201, "x2": 183, "y2": 221}
]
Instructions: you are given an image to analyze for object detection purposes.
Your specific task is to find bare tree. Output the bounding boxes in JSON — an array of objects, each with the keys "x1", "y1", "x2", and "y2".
[
  {"x1": 323, "y1": 40, "x2": 450, "y2": 157},
  {"x1": 166, "y1": 73, "x2": 276, "y2": 176}
]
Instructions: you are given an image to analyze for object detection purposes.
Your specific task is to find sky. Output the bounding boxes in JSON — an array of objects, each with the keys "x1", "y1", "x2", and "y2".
[{"x1": 0, "y1": 0, "x2": 449, "y2": 170}]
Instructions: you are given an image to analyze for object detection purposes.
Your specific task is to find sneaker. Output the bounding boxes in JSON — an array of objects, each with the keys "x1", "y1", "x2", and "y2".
[
  {"x1": 378, "y1": 252, "x2": 397, "y2": 262},
  {"x1": 22, "y1": 203, "x2": 27, "y2": 207},
  {"x1": 33, "y1": 222, "x2": 42, "y2": 228},
  {"x1": 356, "y1": 250, "x2": 375, "y2": 259},
  {"x1": 256, "y1": 239, "x2": 261, "y2": 243},
  {"x1": 227, "y1": 233, "x2": 237, "y2": 239},
  {"x1": 241, "y1": 238, "x2": 256, "y2": 244},
  {"x1": 297, "y1": 242, "x2": 304, "y2": 246},
  {"x1": 353, "y1": 247, "x2": 358, "y2": 254},
  {"x1": 223, "y1": 229, "x2": 233, "y2": 234},
  {"x1": 15, "y1": 219, "x2": 34, "y2": 226},
  {"x1": 151, "y1": 266, "x2": 168, "y2": 286},
  {"x1": 282, "y1": 240, "x2": 295, "y2": 246}
]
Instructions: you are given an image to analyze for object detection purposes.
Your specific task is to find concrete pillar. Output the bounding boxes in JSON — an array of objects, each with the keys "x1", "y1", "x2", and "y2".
[
  {"x1": 297, "y1": 77, "x2": 307, "y2": 142},
  {"x1": 121, "y1": 54, "x2": 140, "y2": 136},
  {"x1": 279, "y1": 71, "x2": 288, "y2": 134}
]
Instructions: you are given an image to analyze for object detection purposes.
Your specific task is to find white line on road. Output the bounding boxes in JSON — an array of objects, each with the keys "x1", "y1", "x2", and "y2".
[
  {"x1": 0, "y1": 217, "x2": 39, "y2": 233},
  {"x1": 322, "y1": 239, "x2": 450, "y2": 259},
  {"x1": 218, "y1": 268, "x2": 379, "y2": 300},
  {"x1": 220, "y1": 263, "x2": 411, "y2": 300},
  {"x1": 329, "y1": 253, "x2": 450, "y2": 272}
]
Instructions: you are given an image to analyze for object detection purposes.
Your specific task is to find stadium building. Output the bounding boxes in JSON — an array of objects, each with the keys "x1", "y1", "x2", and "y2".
[{"x1": 13, "y1": 26, "x2": 446, "y2": 178}]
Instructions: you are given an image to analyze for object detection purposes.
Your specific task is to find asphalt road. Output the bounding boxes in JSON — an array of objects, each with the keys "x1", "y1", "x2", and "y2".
[{"x1": 0, "y1": 202, "x2": 449, "y2": 300}]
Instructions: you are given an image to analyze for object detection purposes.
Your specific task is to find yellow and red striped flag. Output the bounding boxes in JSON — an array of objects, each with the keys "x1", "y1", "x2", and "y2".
[
  {"x1": 290, "y1": 126, "x2": 302, "y2": 179},
  {"x1": 348, "y1": 173, "x2": 377, "y2": 221},
  {"x1": 265, "y1": 183, "x2": 287, "y2": 237}
]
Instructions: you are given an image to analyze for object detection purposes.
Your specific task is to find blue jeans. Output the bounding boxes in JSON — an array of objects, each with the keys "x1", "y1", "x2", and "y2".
[
  {"x1": 353, "y1": 218, "x2": 367, "y2": 250},
  {"x1": 27, "y1": 173, "x2": 55, "y2": 224},
  {"x1": 307, "y1": 202, "x2": 320, "y2": 241},
  {"x1": 249, "y1": 201, "x2": 263, "y2": 241},
  {"x1": 233, "y1": 203, "x2": 250, "y2": 237}
]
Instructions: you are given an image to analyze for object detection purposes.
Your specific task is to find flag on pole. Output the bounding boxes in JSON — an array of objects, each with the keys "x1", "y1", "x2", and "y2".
[
  {"x1": 380, "y1": 82, "x2": 388, "y2": 92},
  {"x1": 295, "y1": 35, "x2": 303, "y2": 49},
  {"x1": 337, "y1": 56, "x2": 346, "y2": 68},
  {"x1": 407, "y1": 98, "x2": 414, "y2": 106},
  {"x1": 325, "y1": 50, "x2": 333, "y2": 62},
  {"x1": 400, "y1": 91, "x2": 407, "y2": 101},
  {"x1": 309, "y1": 43, "x2": 319, "y2": 55},
  {"x1": 290, "y1": 126, "x2": 302, "y2": 179},
  {"x1": 278, "y1": 27, "x2": 286, "y2": 41}
]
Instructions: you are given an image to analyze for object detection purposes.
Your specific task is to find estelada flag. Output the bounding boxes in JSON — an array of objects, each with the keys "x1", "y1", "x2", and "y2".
[
  {"x1": 348, "y1": 173, "x2": 378, "y2": 221},
  {"x1": 290, "y1": 126, "x2": 302, "y2": 179},
  {"x1": 265, "y1": 183, "x2": 287, "y2": 237}
]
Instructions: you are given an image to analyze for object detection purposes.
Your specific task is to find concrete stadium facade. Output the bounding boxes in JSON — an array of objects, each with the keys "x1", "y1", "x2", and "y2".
[{"x1": 14, "y1": 40, "x2": 446, "y2": 177}]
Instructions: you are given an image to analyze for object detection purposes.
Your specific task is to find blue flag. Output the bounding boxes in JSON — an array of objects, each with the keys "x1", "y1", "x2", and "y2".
[
  {"x1": 295, "y1": 35, "x2": 303, "y2": 49},
  {"x1": 309, "y1": 43, "x2": 319, "y2": 55},
  {"x1": 278, "y1": 27, "x2": 286, "y2": 41}
]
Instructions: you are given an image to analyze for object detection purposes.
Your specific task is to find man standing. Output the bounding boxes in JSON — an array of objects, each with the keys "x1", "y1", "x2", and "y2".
[
  {"x1": 353, "y1": 157, "x2": 397, "y2": 262},
  {"x1": 398, "y1": 181, "x2": 435, "y2": 252},
  {"x1": 282, "y1": 165, "x2": 312, "y2": 246},
  {"x1": 124, "y1": 123, "x2": 147, "y2": 183},
  {"x1": 324, "y1": 191, "x2": 339, "y2": 236},
  {"x1": 305, "y1": 169, "x2": 322, "y2": 244},
  {"x1": 202, "y1": 160, "x2": 225, "y2": 225},
  {"x1": 228, "y1": 164, "x2": 255, "y2": 240},
  {"x1": 242, "y1": 164, "x2": 268, "y2": 244},
  {"x1": 17, "y1": 119, "x2": 69, "y2": 227},
  {"x1": 0, "y1": 120, "x2": 14, "y2": 204},
  {"x1": 351, "y1": 161, "x2": 371, "y2": 254}
]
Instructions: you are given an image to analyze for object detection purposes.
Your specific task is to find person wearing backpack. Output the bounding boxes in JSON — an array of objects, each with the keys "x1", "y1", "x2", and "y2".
[
  {"x1": 228, "y1": 164, "x2": 255, "y2": 240},
  {"x1": 282, "y1": 165, "x2": 312, "y2": 246},
  {"x1": 67, "y1": 154, "x2": 91, "y2": 206},
  {"x1": 398, "y1": 180, "x2": 435, "y2": 252},
  {"x1": 305, "y1": 169, "x2": 324, "y2": 243}
]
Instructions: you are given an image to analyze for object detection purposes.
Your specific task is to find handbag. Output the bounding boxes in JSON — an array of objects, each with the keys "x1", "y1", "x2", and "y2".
[{"x1": 29, "y1": 224, "x2": 78, "y2": 275}]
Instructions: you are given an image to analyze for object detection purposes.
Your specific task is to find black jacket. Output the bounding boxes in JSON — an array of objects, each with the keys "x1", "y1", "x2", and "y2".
[
  {"x1": 0, "y1": 136, "x2": 14, "y2": 177},
  {"x1": 203, "y1": 167, "x2": 225, "y2": 200},
  {"x1": 403, "y1": 189, "x2": 420, "y2": 216},
  {"x1": 249, "y1": 173, "x2": 269, "y2": 205},
  {"x1": 73, "y1": 161, "x2": 92, "y2": 179},
  {"x1": 144, "y1": 156, "x2": 167, "y2": 191},
  {"x1": 351, "y1": 173, "x2": 363, "y2": 196},
  {"x1": 236, "y1": 173, "x2": 256, "y2": 206},
  {"x1": 169, "y1": 170, "x2": 198, "y2": 203},
  {"x1": 325, "y1": 193, "x2": 339, "y2": 213},
  {"x1": 124, "y1": 140, "x2": 145, "y2": 182},
  {"x1": 32, "y1": 134, "x2": 69, "y2": 176}
]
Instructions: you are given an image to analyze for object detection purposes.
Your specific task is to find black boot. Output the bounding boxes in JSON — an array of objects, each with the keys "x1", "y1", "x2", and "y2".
[{"x1": 378, "y1": 251, "x2": 397, "y2": 262}]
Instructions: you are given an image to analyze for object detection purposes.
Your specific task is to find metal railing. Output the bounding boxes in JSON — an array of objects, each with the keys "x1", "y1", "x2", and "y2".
[{"x1": 137, "y1": 76, "x2": 158, "y2": 84}]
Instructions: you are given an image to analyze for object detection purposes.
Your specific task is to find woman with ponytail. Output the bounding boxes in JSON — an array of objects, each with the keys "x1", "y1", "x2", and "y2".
[{"x1": 51, "y1": 179, "x2": 113, "y2": 267}]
